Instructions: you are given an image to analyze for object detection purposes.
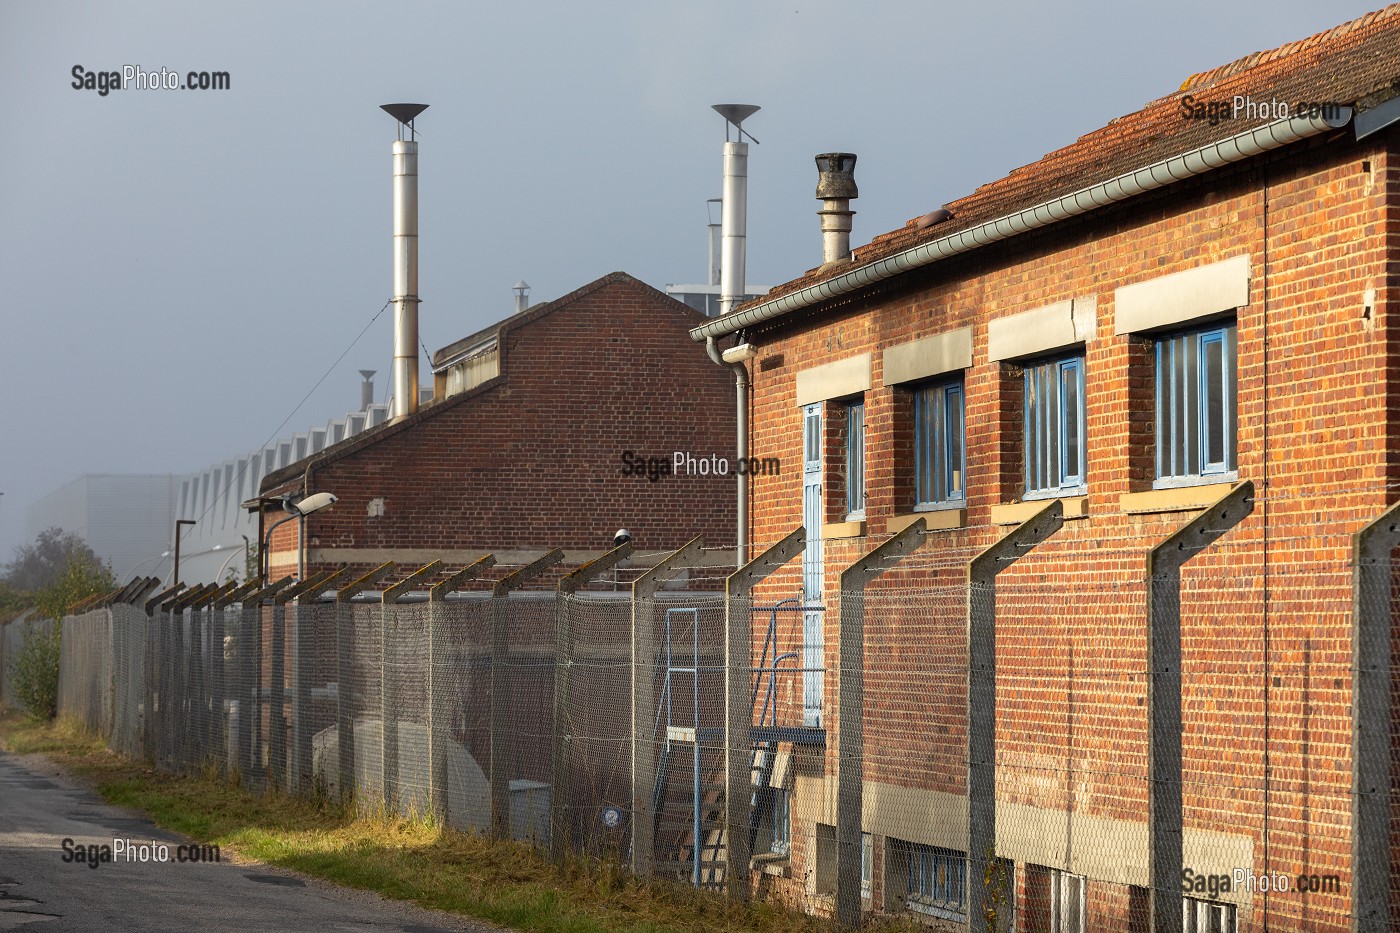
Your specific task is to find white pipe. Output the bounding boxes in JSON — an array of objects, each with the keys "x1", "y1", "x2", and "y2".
[
  {"x1": 391, "y1": 139, "x2": 420, "y2": 418},
  {"x1": 719, "y1": 141, "x2": 748, "y2": 316},
  {"x1": 691, "y1": 108, "x2": 1351, "y2": 341},
  {"x1": 707, "y1": 337, "x2": 748, "y2": 566}
]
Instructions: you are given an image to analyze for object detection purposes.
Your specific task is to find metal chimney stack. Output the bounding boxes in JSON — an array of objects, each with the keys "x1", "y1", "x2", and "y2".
[
  {"x1": 712, "y1": 105, "x2": 759, "y2": 316},
  {"x1": 816, "y1": 153, "x2": 858, "y2": 265},
  {"x1": 358, "y1": 370, "x2": 376, "y2": 410},
  {"x1": 381, "y1": 103, "x2": 428, "y2": 419},
  {"x1": 706, "y1": 198, "x2": 722, "y2": 287},
  {"x1": 513, "y1": 280, "x2": 531, "y2": 313}
]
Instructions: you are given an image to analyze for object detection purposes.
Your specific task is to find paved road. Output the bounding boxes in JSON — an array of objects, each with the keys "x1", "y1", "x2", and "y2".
[{"x1": 0, "y1": 751, "x2": 500, "y2": 932}]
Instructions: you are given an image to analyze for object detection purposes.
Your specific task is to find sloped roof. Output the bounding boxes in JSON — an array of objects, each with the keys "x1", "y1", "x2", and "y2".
[
  {"x1": 260, "y1": 272, "x2": 699, "y2": 494},
  {"x1": 751, "y1": 5, "x2": 1400, "y2": 312}
]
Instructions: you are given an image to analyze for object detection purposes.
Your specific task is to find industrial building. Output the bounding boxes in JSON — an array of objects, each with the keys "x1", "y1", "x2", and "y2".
[{"x1": 691, "y1": 7, "x2": 1400, "y2": 931}]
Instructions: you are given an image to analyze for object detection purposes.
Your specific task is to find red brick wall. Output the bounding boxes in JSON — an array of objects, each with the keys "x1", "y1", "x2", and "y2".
[
  {"x1": 746, "y1": 134, "x2": 1394, "y2": 931},
  {"x1": 262, "y1": 274, "x2": 737, "y2": 582}
]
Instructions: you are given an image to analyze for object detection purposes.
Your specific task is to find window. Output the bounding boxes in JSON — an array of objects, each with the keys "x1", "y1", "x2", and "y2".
[
  {"x1": 769, "y1": 787, "x2": 791, "y2": 857},
  {"x1": 861, "y1": 833, "x2": 872, "y2": 900},
  {"x1": 1155, "y1": 324, "x2": 1237, "y2": 484},
  {"x1": 1050, "y1": 870, "x2": 1086, "y2": 933},
  {"x1": 892, "y1": 839, "x2": 966, "y2": 921},
  {"x1": 845, "y1": 401, "x2": 866, "y2": 518},
  {"x1": 1024, "y1": 355, "x2": 1086, "y2": 497},
  {"x1": 914, "y1": 380, "x2": 966, "y2": 508},
  {"x1": 1183, "y1": 897, "x2": 1236, "y2": 933}
]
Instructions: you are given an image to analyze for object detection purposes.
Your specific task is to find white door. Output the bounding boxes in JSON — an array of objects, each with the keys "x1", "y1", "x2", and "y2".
[{"x1": 802, "y1": 404, "x2": 824, "y2": 727}]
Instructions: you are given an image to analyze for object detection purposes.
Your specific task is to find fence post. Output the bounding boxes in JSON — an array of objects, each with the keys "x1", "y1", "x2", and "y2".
[
  {"x1": 428, "y1": 555, "x2": 496, "y2": 824},
  {"x1": 834, "y1": 519, "x2": 927, "y2": 928},
  {"x1": 288, "y1": 570, "x2": 348, "y2": 796},
  {"x1": 631, "y1": 536, "x2": 706, "y2": 879},
  {"x1": 1352, "y1": 499, "x2": 1399, "y2": 933},
  {"x1": 1144, "y1": 482, "x2": 1251, "y2": 933},
  {"x1": 334, "y1": 563, "x2": 393, "y2": 809},
  {"x1": 551, "y1": 543, "x2": 632, "y2": 862},
  {"x1": 489, "y1": 549, "x2": 565, "y2": 841},
  {"x1": 382, "y1": 561, "x2": 442, "y2": 814},
  {"x1": 964, "y1": 500, "x2": 1063, "y2": 932},
  {"x1": 725, "y1": 527, "x2": 804, "y2": 902}
]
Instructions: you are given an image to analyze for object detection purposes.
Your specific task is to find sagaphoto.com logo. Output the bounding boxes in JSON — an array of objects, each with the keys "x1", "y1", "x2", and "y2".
[{"x1": 71, "y1": 64, "x2": 230, "y2": 97}]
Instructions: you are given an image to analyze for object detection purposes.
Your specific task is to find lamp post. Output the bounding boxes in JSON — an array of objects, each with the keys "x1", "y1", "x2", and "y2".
[
  {"x1": 261, "y1": 492, "x2": 338, "y2": 583},
  {"x1": 213, "y1": 544, "x2": 245, "y2": 584},
  {"x1": 172, "y1": 519, "x2": 196, "y2": 585}
]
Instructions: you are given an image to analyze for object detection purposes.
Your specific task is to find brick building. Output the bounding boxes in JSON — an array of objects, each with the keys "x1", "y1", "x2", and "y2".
[
  {"x1": 692, "y1": 9, "x2": 1400, "y2": 933},
  {"x1": 257, "y1": 271, "x2": 737, "y2": 581}
]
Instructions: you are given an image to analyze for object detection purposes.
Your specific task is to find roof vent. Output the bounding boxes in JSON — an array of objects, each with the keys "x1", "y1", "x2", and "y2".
[{"x1": 816, "y1": 153, "x2": 858, "y2": 264}]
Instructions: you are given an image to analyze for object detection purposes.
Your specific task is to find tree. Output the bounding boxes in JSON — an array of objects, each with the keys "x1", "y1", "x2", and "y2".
[
  {"x1": 7, "y1": 547, "x2": 114, "y2": 720},
  {"x1": 5, "y1": 528, "x2": 108, "y2": 592},
  {"x1": 33, "y1": 551, "x2": 115, "y2": 623}
]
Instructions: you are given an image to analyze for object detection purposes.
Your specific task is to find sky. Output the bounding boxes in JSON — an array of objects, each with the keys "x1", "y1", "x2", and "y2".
[{"x1": 0, "y1": 0, "x2": 1383, "y2": 559}]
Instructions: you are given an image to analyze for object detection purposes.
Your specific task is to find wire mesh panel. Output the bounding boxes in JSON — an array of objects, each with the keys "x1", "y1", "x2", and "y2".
[
  {"x1": 110, "y1": 603, "x2": 148, "y2": 758},
  {"x1": 382, "y1": 600, "x2": 431, "y2": 817},
  {"x1": 288, "y1": 599, "x2": 336, "y2": 795},
  {"x1": 644, "y1": 593, "x2": 727, "y2": 888},
  {"x1": 57, "y1": 608, "x2": 112, "y2": 734},
  {"x1": 994, "y1": 564, "x2": 1149, "y2": 933},
  {"x1": 499, "y1": 593, "x2": 559, "y2": 848},
  {"x1": 426, "y1": 595, "x2": 492, "y2": 833},
  {"x1": 316, "y1": 600, "x2": 384, "y2": 810},
  {"x1": 841, "y1": 583, "x2": 972, "y2": 926},
  {"x1": 556, "y1": 592, "x2": 633, "y2": 858}
]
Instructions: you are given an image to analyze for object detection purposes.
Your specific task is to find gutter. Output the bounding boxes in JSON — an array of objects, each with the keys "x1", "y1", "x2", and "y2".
[{"x1": 689, "y1": 107, "x2": 1352, "y2": 342}]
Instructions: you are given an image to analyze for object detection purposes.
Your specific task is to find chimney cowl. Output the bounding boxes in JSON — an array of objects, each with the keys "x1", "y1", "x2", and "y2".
[{"x1": 815, "y1": 152, "x2": 858, "y2": 200}]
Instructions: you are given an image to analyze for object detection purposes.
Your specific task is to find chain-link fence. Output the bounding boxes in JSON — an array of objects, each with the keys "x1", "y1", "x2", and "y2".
[
  {"x1": 1, "y1": 612, "x2": 55, "y2": 711},
  {"x1": 35, "y1": 523, "x2": 1399, "y2": 933}
]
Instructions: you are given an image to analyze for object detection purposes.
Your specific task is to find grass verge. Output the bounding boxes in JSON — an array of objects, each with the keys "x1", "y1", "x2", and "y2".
[{"x1": 0, "y1": 709, "x2": 923, "y2": 933}]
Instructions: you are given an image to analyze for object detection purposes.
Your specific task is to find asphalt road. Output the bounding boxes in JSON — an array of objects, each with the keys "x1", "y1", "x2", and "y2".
[{"x1": 0, "y1": 751, "x2": 500, "y2": 932}]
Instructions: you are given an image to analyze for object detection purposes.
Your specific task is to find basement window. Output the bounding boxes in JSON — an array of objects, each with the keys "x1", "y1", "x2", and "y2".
[
  {"x1": 1183, "y1": 896, "x2": 1237, "y2": 933},
  {"x1": 888, "y1": 838, "x2": 967, "y2": 922}
]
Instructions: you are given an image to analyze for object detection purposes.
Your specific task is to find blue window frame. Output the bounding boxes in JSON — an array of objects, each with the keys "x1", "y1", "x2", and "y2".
[
  {"x1": 914, "y1": 380, "x2": 966, "y2": 508},
  {"x1": 845, "y1": 401, "x2": 866, "y2": 518},
  {"x1": 1024, "y1": 355, "x2": 1086, "y2": 496},
  {"x1": 1156, "y1": 323, "x2": 1237, "y2": 484},
  {"x1": 861, "y1": 833, "x2": 872, "y2": 899},
  {"x1": 895, "y1": 839, "x2": 966, "y2": 921},
  {"x1": 770, "y1": 787, "x2": 791, "y2": 856}
]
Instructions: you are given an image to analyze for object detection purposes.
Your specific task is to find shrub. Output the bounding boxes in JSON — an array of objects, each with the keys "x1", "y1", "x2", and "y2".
[{"x1": 10, "y1": 621, "x2": 60, "y2": 720}]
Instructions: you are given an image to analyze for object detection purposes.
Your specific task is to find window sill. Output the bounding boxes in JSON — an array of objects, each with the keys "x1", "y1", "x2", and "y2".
[
  {"x1": 750, "y1": 853, "x2": 791, "y2": 877},
  {"x1": 991, "y1": 496, "x2": 1088, "y2": 525},
  {"x1": 889, "y1": 510, "x2": 965, "y2": 534},
  {"x1": 822, "y1": 520, "x2": 867, "y2": 539},
  {"x1": 1121, "y1": 482, "x2": 1237, "y2": 515}
]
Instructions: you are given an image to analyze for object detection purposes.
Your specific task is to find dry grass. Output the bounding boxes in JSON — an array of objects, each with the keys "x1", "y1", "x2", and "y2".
[{"x1": 0, "y1": 709, "x2": 926, "y2": 933}]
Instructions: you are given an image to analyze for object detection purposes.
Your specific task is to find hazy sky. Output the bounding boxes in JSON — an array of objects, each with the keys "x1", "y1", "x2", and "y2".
[{"x1": 0, "y1": 0, "x2": 1380, "y2": 558}]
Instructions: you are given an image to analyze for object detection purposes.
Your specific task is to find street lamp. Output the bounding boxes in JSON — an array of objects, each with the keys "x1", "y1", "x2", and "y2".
[
  {"x1": 123, "y1": 549, "x2": 171, "y2": 582},
  {"x1": 213, "y1": 544, "x2": 243, "y2": 585},
  {"x1": 172, "y1": 519, "x2": 196, "y2": 585},
  {"x1": 262, "y1": 492, "x2": 338, "y2": 583}
]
